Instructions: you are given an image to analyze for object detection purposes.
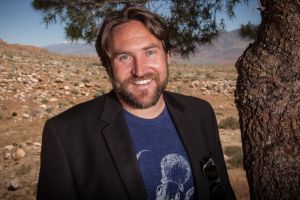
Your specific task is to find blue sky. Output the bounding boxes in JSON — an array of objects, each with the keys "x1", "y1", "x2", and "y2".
[{"x1": 0, "y1": 0, "x2": 261, "y2": 47}]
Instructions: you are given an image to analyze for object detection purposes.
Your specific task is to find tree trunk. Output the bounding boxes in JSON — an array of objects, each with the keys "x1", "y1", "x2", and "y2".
[{"x1": 235, "y1": 1, "x2": 300, "y2": 199}]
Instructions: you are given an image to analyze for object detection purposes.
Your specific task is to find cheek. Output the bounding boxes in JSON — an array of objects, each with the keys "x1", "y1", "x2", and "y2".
[
  {"x1": 147, "y1": 56, "x2": 168, "y2": 70},
  {"x1": 111, "y1": 63, "x2": 130, "y2": 80}
]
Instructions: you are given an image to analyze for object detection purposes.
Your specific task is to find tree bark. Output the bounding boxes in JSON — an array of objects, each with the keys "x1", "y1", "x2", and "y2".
[{"x1": 235, "y1": 1, "x2": 300, "y2": 199}]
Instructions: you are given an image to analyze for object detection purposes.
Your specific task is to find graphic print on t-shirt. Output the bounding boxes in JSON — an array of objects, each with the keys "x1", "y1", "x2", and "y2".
[
  {"x1": 137, "y1": 151, "x2": 194, "y2": 200},
  {"x1": 125, "y1": 108, "x2": 195, "y2": 200}
]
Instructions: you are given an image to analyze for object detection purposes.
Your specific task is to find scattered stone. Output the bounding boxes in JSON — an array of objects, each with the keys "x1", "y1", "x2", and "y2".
[
  {"x1": 31, "y1": 78, "x2": 39, "y2": 83},
  {"x1": 3, "y1": 145, "x2": 14, "y2": 151},
  {"x1": 49, "y1": 97, "x2": 58, "y2": 102},
  {"x1": 7, "y1": 178, "x2": 20, "y2": 191},
  {"x1": 64, "y1": 86, "x2": 70, "y2": 90},
  {"x1": 39, "y1": 104, "x2": 47, "y2": 109},
  {"x1": 191, "y1": 80, "x2": 200, "y2": 88},
  {"x1": 14, "y1": 149, "x2": 26, "y2": 159},
  {"x1": 22, "y1": 113, "x2": 30, "y2": 119},
  {"x1": 79, "y1": 83, "x2": 85, "y2": 88},
  {"x1": 224, "y1": 154, "x2": 230, "y2": 161},
  {"x1": 54, "y1": 78, "x2": 64, "y2": 83},
  {"x1": 33, "y1": 142, "x2": 41, "y2": 148},
  {"x1": 85, "y1": 82, "x2": 93, "y2": 87},
  {"x1": 4, "y1": 152, "x2": 12, "y2": 160}
]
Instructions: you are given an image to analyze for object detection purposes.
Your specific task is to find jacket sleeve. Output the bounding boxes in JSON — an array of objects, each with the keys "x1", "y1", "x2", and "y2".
[
  {"x1": 37, "y1": 119, "x2": 78, "y2": 200},
  {"x1": 208, "y1": 104, "x2": 237, "y2": 200}
]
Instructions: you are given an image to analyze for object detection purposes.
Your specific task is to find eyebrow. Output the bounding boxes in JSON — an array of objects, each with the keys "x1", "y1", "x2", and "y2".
[
  {"x1": 112, "y1": 43, "x2": 160, "y2": 58},
  {"x1": 142, "y1": 44, "x2": 160, "y2": 51}
]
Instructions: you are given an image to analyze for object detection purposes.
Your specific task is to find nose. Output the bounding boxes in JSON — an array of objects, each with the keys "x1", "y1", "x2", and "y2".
[{"x1": 131, "y1": 56, "x2": 147, "y2": 77}]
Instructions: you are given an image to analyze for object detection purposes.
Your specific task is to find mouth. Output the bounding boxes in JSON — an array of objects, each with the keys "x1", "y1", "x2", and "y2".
[{"x1": 134, "y1": 79, "x2": 152, "y2": 85}]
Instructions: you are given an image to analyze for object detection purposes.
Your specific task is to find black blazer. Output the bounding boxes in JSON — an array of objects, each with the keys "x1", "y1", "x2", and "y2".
[{"x1": 37, "y1": 91, "x2": 236, "y2": 200}]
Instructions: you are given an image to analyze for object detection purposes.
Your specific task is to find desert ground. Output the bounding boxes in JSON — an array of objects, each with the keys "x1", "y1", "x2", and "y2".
[{"x1": 0, "y1": 39, "x2": 249, "y2": 200}]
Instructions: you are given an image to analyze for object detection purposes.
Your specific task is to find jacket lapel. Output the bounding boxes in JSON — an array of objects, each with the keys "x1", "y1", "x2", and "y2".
[
  {"x1": 100, "y1": 92, "x2": 147, "y2": 200},
  {"x1": 164, "y1": 92, "x2": 210, "y2": 199}
]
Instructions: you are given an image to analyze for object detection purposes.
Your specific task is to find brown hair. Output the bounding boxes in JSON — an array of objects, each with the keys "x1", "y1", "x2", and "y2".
[{"x1": 95, "y1": 5, "x2": 171, "y2": 73}]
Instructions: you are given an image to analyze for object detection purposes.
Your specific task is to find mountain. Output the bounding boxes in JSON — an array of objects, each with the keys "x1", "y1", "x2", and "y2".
[
  {"x1": 173, "y1": 29, "x2": 252, "y2": 65},
  {"x1": 44, "y1": 42, "x2": 97, "y2": 56},
  {"x1": 44, "y1": 29, "x2": 252, "y2": 65}
]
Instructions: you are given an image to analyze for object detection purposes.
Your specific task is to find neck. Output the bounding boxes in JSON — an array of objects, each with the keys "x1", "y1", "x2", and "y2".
[{"x1": 120, "y1": 96, "x2": 165, "y2": 119}]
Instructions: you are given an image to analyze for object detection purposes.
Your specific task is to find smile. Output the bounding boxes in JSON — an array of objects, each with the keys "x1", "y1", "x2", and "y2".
[{"x1": 134, "y1": 79, "x2": 152, "y2": 85}]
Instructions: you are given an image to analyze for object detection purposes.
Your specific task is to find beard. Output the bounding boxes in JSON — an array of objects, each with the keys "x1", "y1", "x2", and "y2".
[{"x1": 112, "y1": 71, "x2": 168, "y2": 109}]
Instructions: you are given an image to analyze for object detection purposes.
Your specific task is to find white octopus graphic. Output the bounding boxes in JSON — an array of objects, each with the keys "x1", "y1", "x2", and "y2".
[{"x1": 156, "y1": 154, "x2": 194, "y2": 200}]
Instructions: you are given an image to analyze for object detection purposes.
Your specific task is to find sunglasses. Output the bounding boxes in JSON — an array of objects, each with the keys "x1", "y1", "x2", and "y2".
[{"x1": 201, "y1": 157, "x2": 226, "y2": 200}]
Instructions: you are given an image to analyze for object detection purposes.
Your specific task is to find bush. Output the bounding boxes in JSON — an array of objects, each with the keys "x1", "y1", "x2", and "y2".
[
  {"x1": 218, "y1": 116, "x2": 239, "y2": 130},
  {"x1": 224, "y1": 146, "x2": 243, "y2": 169},
  {"x1": 16, "y1": 164, "x2": 32, "y2": 176},
  {"x1": 12, "y1": 112, "x2": 18, "y2": 117}
]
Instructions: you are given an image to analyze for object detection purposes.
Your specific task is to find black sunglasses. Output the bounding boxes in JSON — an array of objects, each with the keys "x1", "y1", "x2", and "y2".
[{"x1": 201, "y1": 157, "x2": 226, "y2": 200}]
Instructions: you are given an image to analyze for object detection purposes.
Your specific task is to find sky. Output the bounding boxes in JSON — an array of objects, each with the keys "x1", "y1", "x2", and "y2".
[{"x1": 0, "y1": 0, "x2": 261, "y2": 47}]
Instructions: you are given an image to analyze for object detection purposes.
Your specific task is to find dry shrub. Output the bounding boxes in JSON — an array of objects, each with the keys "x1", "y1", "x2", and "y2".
[{"x1": 218, "y1": 116, "x2": 240, "y2": 130}]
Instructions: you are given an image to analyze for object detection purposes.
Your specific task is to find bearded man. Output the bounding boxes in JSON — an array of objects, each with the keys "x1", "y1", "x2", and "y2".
[{"x1": 37, "y1": 5, "x2": 236, "y2": 200}]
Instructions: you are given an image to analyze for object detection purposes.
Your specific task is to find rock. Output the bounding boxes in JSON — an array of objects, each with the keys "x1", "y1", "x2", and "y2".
[
  {"x1": 7, "y1": 178, "x2": 20, "y2": 191},
  {"x1": 224, "y1": 154, "x2": 230, "y2": 161},
  {"x1": 64, "y1": 86, "x2": 70, "y2": 90},
  {"x1": 4, "y1": 152, "x2": 12, "y2": 159},
  {"x1": 22, "y1": 113, "x2": 30, "y2": 119},
  {"x1": 3, "y1": 145, "x2": 14, "y2": 159},
  {"x1": 3, "y1": 145, "x2": 14, "y2": 151},
  {"x1": 33, "y1": 142, "x2": 41, "y2": 148},
  {"x1": 31, "y1": 78, "x2": 39, "y2": 83},
  {"x1": 191, "y1": 80, "x2": 200, "y2": 88},
  {"x1": 49, "y1": 97, "x2": 58, "y2": 102},
  {"x1": 85, "y1": 82, "x2": 93, "y2": 87},
  {"x1": 19, "y1": 143, "x2": 27, "y2": 148},
  {"x1": 55, "y1": 78, "x2": 64, "y2": 83},
  {"x1": 39, "y1": 104, "x2": 47, "y2": 109},
  {"x1": 14, "y1": 148, "x2": 26, "y2": 159},
  {"x1": 79, "y1": 83, "x2": 85, "y2": 88}
]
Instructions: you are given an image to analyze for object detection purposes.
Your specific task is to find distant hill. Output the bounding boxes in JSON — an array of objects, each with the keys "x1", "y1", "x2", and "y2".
[
  {"x1": 44, "y1": 29, "x2": 252, "y2": 65},
  {"x1": 173, "y1": 29, "x2": 252, "y2": 65},
  {"x1": 44, "y1": 42, "x2": 96, "y2": 56}
]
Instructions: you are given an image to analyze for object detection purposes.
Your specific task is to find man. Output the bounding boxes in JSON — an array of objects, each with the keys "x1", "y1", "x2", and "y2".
[{"x1": 37, "y1": 5, "x2": 236, "y2": 200}]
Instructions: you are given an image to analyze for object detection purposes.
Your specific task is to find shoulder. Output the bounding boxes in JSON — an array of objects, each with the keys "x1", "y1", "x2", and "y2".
[{"x1": 45, "y1": 92, "x2": 108, "y2": 127}]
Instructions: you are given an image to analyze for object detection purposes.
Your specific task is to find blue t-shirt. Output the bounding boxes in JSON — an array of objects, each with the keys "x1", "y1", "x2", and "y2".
[{"x1": 124, "y1": 107, "x2": 195, "y2": 200}]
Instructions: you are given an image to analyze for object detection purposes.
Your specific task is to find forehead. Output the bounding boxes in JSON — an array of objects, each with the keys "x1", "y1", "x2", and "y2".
[
  {"x1": 112, "y1": 20, "x2": 152, "y2": 37},
  {"x1": 110, "y1": 20, "x2": 162, "y2": 51}
]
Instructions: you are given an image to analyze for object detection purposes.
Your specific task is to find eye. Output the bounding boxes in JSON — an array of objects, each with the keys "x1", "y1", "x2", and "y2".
[
  {"x1": 117, "y1": 54, "x2": 132, "y2": 62},
  {"x1": 145, "y1": 49, "x2": 157, "y2": 57}
]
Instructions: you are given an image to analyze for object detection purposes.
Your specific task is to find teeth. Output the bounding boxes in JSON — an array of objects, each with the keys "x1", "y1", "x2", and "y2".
[{"x1": 135, "y1": 79, "x2": 152, "y2": 85}]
